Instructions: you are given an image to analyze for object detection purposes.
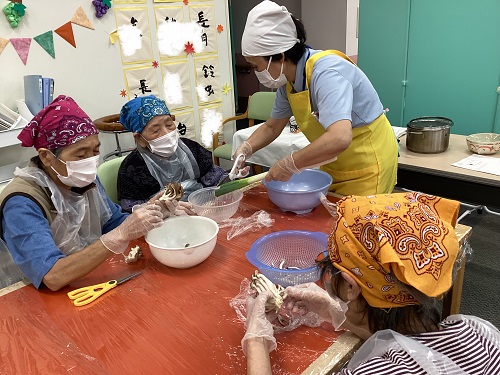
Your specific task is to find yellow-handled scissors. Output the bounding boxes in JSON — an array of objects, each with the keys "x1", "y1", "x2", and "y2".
[{"x1": 67, "y1": 271, "x2": 141, "y2": 307}]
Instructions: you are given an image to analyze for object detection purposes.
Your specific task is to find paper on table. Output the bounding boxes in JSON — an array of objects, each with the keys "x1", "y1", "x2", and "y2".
[
  {"x1": 392, "y1": 126, "x2": 407, "y2": 139},
  {"x1": 452, "y1": 155, "x2": 500, "y2": 176}
]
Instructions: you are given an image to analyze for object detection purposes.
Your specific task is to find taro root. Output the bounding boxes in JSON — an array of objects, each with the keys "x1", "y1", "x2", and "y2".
[
  {"x1": 159, "y1": 182, "x2": 184, "y2": 202},
  {"x1": 250, "y1": 270, "x2": 287, "y2": 314}
]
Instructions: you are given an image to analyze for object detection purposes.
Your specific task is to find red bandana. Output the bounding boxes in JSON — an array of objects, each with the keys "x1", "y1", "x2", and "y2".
[{"x1": 18, "y1": 95, "x2": 98, "y2": 150}]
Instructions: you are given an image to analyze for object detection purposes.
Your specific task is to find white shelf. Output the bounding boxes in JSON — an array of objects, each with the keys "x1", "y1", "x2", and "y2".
[{"x1": 0, "y1": 128, "x2": 22, "y2": 148}]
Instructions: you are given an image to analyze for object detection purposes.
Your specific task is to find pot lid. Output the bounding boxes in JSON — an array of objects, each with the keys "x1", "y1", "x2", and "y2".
[{"x1": 407, "y1": 117, "x2": 453, "y2": 130}]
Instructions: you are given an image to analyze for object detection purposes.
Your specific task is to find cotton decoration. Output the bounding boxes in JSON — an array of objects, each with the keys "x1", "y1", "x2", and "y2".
[
  {"x1": 200, "y1": 108, "x2": 222, "y2": 148},
  {"x1": 118, "y1": 25, "x2": 142, "y2": 57},
  {"x1": 163, "y1": 72, "x2": 184, "y2": 106},
  {"x1": 196, "y1": 84, "x2": 209, "y2": 103},
  {"x1": 157, "y1": 21, "x2": 205, "y2": 57}
]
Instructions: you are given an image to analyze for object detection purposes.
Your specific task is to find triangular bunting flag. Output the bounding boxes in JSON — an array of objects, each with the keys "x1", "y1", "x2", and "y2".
[
  {"x1": 9, "y1": 38, "x2": 31, "y2": 65},
  {"x1": 34, "y1": 31, "x2": 55, "y2": 58},
  {"x1": 71, "y1": 6, "x2": 94, "y2": 30},
  {"x1": 55, "y1": 22, "x2": 76, "y2": 48},
  {"x1": 109, "y1": 30, "x2": 119, "y2": 44},
  {"x1": 0, "y1": 38, "x2": 9, "y2": 54}
]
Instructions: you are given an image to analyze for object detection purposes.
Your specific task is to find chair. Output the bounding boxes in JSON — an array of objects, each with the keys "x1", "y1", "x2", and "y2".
[
  {"x1": 97, "y1": 155, "x2": 127, "y2": 204},
  {"x1": 212, "y1": 91, "x2": 276, "y2": 167},
  {"x1": 94, "y1": 114, "x2": 135, "y2": 162}
]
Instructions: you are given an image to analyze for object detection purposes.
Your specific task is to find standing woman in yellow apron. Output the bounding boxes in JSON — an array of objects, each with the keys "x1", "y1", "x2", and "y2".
[{"x1": 232, "y1": 1, "x2": 398, "y2": 196}]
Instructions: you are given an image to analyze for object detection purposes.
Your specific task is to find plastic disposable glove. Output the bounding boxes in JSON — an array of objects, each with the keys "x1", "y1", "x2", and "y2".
[
  {"x1": 101, "y1": 204, "x2": 163, "y2": 254},
  {"x1": 283, "y1": 283, "x2": 348, "y2": 330},
  {"x1": 241, "y1": 291, "x2": 277, "y2": 356},
  {"x1": 265, "y1": 153, "x2": 300, "y2": 182},
  {"x1": 231, "y1": 141, "x2": 253, "y2": 179},
  {"x1": 146, "y1": 192, "x2": 196, "y2": 219}
]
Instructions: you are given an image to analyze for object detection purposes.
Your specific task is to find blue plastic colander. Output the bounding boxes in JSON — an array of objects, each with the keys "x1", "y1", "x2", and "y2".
[{"x1": 245, "y1": 230, "x2": 328, "y2": 287}]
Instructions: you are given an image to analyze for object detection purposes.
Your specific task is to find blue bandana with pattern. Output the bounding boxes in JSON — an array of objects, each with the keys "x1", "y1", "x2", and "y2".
[{"x1": 120, "y1": 95, "x2": 170, "y2": 133}]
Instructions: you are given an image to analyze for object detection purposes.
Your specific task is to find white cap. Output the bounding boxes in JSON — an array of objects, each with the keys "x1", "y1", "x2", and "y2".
[{"x1": 241, "y1": 1, "x2": 298, "y2": 57}]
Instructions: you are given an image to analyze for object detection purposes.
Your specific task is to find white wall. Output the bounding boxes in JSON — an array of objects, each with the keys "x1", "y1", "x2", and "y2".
[
  {"x1": 300, "y1": 0, "x2": 347, "y2": 51},
  {"x1": 0, "y1": 0, "x2": 234, "y2": 176},
  {"x1": 0, "y1": 1, "x2": 135, "y2": 170},
  {"x1": 0, "y1": 2, "x2": 125, "y2": 121}
]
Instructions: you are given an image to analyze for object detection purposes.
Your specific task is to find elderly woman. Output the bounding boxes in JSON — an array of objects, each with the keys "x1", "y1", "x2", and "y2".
[
  {"x1": 242, "y1": 193, "x2": 500, "y2": 374},
  {"x1": 0, "y1": 95, "x2": 180, "y2": 291},
  {"x1": 231, "y1": 1, "x2": 398, "y2": 196},
  {"x1": 117, "y1": 95, "x2": 226, "y2": 213}
]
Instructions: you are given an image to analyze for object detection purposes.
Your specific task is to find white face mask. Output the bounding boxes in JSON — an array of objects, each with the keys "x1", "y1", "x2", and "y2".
[
  {"x1": 52, "y1": 154, "x2": 99, "y2": 188},
  {"x1": 144, "y1": 130, "x2": 179, "y2": 158},
  {"x1": 254, "y1": 56, "x2": 288, "y2": 89}
]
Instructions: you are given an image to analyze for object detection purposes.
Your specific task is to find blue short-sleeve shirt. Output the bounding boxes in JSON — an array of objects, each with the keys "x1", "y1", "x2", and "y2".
[
  {"x1": 270, "y1": 48, "x2": 383, "y2": 129},
  {"x1": 1, "y1": 181, "x2": 127, "y2": 289}
]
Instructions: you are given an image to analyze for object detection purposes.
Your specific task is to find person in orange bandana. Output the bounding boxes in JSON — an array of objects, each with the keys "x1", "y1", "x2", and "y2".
[{"x1": 242, "y1": 192, "x2": 500, "y2": 374}]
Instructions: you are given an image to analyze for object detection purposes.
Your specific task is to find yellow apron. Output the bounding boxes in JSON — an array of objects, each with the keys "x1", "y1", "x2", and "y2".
[{"x1": 286, "y1": 50, "x2": 398, "y2": 195}]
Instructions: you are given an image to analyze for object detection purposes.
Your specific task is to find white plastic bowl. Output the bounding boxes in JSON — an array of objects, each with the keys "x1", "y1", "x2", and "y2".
[
  {"x1": 145, "y1": 216, "x2": 219, "y2": 268},
  {"x1": 188, "y1": 187, "x2": 243, "y2": 222},
  {"x1": 466, "y1": 133, "x2": 500, "y2": 155}
]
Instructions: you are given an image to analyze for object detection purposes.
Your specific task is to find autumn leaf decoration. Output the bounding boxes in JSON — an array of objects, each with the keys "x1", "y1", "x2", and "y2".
[
  {"x1": 184, "y1": 42, "x2": 195, "y2": 55},
  {"x1": 217, "y1": 24, "x2": 224, "y2": 33},
  {"x1": 152, "y1": 60, "x2": 159, "y2": 68}
]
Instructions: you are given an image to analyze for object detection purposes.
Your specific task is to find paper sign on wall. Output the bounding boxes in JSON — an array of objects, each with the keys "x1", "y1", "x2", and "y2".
[
  {"x1": 114, "y1": 0, "x2": 147, "y2": 4},
  {"x1": 154, "y1": 6, "x2": 185, "y2": 59},
  {"x1": 155, "y1": 0, "x2": 212, "y2": 2},
  {"x1": 124, "y1": 65, "x2": 160, "y2": 99},
  {"x1": 174, "y1": 110, "x2": 196, "y2": 141},
  {"x1": 115, "y1": 7, "x2": 153, "y2": 64},
  {"x1": 194, "y1": 56, "x2": 221, "y2": 105},
  {"x1": 154, "y1": 6, "x2": 184, "y2": 27},
  {"x1": 161, "y1": 60, "x2": 192, "y2": 111},
  {"x1": 189, "y1": 5, "x2": 217, "y2": 54},
  {"x1": 198, "y1": 104, "x2": 223, "y2": 148}
]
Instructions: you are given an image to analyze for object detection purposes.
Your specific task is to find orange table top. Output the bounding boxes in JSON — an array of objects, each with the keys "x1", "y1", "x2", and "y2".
[{"x1": 0, "y1": 185, "x2": 342, "y2": 374}]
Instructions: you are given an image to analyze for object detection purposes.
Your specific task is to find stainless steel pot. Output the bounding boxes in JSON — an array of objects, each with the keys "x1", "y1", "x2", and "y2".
[{"x1": 406, "y1": 117, "x2": 453, "y2": 154}]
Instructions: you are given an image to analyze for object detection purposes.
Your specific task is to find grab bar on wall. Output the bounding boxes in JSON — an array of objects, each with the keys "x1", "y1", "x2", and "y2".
[{"x1": 493, "y1": 86, "x2": 500, "y2": 133}]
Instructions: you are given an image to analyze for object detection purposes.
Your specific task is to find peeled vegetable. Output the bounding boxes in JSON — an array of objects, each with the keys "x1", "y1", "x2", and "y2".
[
  {"x1": 159, "y1": 183, "x2": 183, "y2": 202},
  {"x1": 250, "y1": 270, "x2": 287, "y2": 314}
]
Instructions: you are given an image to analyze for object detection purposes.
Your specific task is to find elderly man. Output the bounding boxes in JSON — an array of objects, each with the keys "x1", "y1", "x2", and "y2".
[
  {"x1": 0, "y1": 95, "x2": 172, "y2": 291},
  {"x1": 117, "y1": 95, "x2": 226, "y2": 212}
]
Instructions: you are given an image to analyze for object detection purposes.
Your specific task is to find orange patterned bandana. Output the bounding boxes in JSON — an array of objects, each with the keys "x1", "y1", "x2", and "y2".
[{"x1": 328, "y1": 192, "x2": 460, "y2": 308}]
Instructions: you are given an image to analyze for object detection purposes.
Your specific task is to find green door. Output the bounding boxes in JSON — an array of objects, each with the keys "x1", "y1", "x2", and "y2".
[
  {"x1": 404, "y1": 0, "x2": 500, "y2": 134},
  {"x1": 358, "y1": 0, "x2": 410, "y2": 126}
]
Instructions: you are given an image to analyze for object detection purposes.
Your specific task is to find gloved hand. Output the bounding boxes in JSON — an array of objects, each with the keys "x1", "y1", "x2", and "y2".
[
  {"x1": 147, "y1": 192, "x2": 196, "y2": 219},
  {"x1": 283, "y1": 283, "x2": 348, "y2": 330},
  {"x1": 265, "y1": 153, "x2": 300, "y2": 182},
  {"x1": 101, "y1": 204, "x2": 163, "y2": 254},
  {"x1": 231, "y1": 141, "x2": 253, "y2": 179},
  {"x1": 241, "y1": 291, "x2": 277, "y2": 356}
]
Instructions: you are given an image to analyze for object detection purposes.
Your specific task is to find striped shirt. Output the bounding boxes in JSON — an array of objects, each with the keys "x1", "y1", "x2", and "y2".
[{"x1": 339, "y1": 315, "x2": 500, "y2": 374}]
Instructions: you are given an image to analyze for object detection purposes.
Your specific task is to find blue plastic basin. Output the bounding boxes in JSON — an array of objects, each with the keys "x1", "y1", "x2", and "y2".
[{"x1": 262, "y1": 169, "x2": 332, "y2": 214}]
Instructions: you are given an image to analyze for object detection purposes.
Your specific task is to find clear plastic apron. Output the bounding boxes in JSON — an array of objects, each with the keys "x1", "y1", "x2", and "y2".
[
  {"x1": 138, "y1": 139, "x2": 203, "y2": 201},
  {"x1": 0, "y1": 167, "x2": 112, "y2": 287}
]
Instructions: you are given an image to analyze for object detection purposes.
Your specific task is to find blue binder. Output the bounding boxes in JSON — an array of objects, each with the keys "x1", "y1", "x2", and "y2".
[
  {"x1": 42, "y1": 78, "x2": 54, "y2": 107},
  {"x1": 24, "y1": 75, "x2": 43, "y2": 115}
]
